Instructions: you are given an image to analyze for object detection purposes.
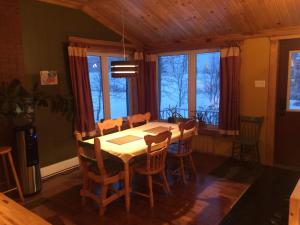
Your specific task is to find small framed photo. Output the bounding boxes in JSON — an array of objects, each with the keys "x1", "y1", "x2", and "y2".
[{"x1": 40, "y1": 71, "x2": 58, "y2": 85}]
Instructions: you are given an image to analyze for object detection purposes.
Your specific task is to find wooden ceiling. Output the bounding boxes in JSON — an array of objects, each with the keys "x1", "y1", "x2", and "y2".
[{"x1": 39, "y1": 0, "x2": 300, "y2": 51}]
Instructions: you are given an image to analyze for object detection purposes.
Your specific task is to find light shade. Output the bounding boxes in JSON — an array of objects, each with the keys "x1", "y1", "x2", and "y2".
[{"x1": 111, "y1": 60, "x2": 138, "y2": 78}]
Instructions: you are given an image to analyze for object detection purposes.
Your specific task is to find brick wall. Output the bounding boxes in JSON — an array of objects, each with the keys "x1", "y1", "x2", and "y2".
[{"x1": 0, "y1": 0, "x2": 25, "y2": 83}]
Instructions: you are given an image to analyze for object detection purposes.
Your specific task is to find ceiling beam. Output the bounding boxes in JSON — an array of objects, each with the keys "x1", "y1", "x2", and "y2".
[{"x1": 145, "y1": 25, "x2": 300, "y2": 53}]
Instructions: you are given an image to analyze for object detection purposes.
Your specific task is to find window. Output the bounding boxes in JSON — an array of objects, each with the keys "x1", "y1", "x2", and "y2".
[
  {"x1": 158, "y1": 50, "x2": 220, "y2": 125},
  {"x1": 158, "y1": 54, "x2": 188, "y2": 119},
  {"x1": 108, "y1": 57, "x2": 128, "y2": 118},
  {"x1": 87, "y1": 54, "x2": 129, "y2": 122},
  {"x1": 196, "y1": 52, "x2": 220, "y2": 125},
  {"x1": 287, "y1": 51, "x2": 300, "y2": 111},
  {"x1": 88, "y1": 56, "x2": 104, "y2": 122}
]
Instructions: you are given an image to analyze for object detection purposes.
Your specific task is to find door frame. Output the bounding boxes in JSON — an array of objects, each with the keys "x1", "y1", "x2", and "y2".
[{"x1": 266, "y1": 35, "x2": 300, "y2": 166}]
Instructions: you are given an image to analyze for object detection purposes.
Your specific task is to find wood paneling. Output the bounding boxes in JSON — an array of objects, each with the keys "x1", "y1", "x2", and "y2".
[
  {"x1": 39, "y1": 0, "x2": 300, "y2": 50},
  {"x1": 265, "y1": 40, "x2": 279, "y2": 166}
]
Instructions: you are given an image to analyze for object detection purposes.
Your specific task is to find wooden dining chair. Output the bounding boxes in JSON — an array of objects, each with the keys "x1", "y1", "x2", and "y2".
[
  {"x1": 127, "y1": 112, "x2": 151, "y2": 128},
  {"x1": 74, "y1": 132, "x2": 125, "y2": 216},
  {"x1": 97, "y1": 118, "x2": 123, "y2": 136},
  {"x1": 167, "y1": 119, "x2": 197, "y2": 183},
  {"x1": 232, "y1": 116, "x2": 264, "y2": 162},
  {"x1": 132, "y1": 130, "x2": 172, "y2": 207}
]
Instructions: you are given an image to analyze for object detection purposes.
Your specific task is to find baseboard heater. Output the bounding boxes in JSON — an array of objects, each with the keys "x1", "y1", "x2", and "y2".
[{"x1": 40, "y1": 157, "x2": 79, "y2": 180}]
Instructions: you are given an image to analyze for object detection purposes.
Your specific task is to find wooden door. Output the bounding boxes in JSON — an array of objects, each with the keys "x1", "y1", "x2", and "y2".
[{"x1": 275, "y1": 39, "x2": 300, "y2": 168}]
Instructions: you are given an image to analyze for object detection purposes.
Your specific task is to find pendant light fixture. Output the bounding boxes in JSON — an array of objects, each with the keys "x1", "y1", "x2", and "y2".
[{"x1": 111, "y1": 10, "x2": 138, "y2": 78}]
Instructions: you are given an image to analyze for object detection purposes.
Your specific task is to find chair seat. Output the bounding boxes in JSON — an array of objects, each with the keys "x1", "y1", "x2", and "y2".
[
  {"x1": 233, "y1": 137, "x2": 257, "y2": 146},
  {"x1": 0, "y1": 146, "x2": 11, "y2": 155},
  {"x1": 89, "y1": 158, "x2": 124, "y2": 177},
  {"x1": 167, "y1": 144, "x2": 190, "y2": 157},
  {"x1": 133, "y1": 159, "x2": 163, "y2": 175}
]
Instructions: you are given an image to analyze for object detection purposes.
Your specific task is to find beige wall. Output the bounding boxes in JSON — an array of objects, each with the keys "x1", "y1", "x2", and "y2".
[{"x1": 194, "y1": 37, "x2": 271, "y2": 164}]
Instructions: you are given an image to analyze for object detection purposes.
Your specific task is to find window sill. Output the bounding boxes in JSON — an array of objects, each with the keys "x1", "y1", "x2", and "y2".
[{"x1": 197, "y1": 126, "x2": 224, "y2": 137}]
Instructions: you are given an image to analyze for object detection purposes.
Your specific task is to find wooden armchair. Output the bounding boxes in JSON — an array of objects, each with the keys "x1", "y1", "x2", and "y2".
[
  {"x1": 132, "y1": 130, "x2": 172, "y2": 207},
  {"x1": 167, "y1": 119, "x2": 197, "y2": 183},
  {"x1": 74, "y1": 132, "x2": 125, "y2": 216},
  {"x1": 97, "y1": 118, "x2": 123, "y2": 136},
  {"x1": 127, "y1": 112, "x2": 151, "y2": 128},
  {"x1": 232, "y1": 116, "x2": 264, "y2": 162}
]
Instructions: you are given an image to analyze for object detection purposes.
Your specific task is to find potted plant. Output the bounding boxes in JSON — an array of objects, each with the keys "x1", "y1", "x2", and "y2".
[
  {"x1": 166, "y1": 106, "x2": 184, "y2": 123},
  {"x1": 0, "y1": 79, "x2": 73, "y2": 144},
  {"x1": 196, "y1": 111, "x2": 206, "y2": 132}
]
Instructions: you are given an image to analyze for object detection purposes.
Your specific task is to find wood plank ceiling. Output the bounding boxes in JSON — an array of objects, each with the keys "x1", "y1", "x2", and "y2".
[{"x1": 39, "y1": 0, "x2": 300, "y2": 51}]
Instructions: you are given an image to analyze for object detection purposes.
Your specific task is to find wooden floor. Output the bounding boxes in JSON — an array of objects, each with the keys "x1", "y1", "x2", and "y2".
[{"x1": 24, "y1": 153, "x2": 249, "y2": 225}]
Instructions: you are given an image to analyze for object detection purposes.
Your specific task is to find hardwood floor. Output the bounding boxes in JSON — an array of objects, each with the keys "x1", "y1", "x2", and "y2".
[{"x1": 24, "y1": 153, "x2": 250, "y2": 225}]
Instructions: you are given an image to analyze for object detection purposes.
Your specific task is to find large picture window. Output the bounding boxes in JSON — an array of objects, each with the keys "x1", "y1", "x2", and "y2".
[
  {"x1": 158, "y1": 51, "x2": 220, "y2": 125},
  {"x1": 108, "y1": 57, "x2": 128, "y2": 118},
  {"x1": 87, "y1": 54, "x2": 129, "y2": 122},
  {"x1": 196, "y1": 52, "x2": 220, "y2": 125},
  {"x1": 158, "y1": 54, "x2": 188, "y2": 119}
]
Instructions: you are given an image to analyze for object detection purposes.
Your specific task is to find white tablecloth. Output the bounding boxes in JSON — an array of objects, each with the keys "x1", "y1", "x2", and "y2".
[{"x1": 84, "y1": 122, "x2": 181, "y2": 163}]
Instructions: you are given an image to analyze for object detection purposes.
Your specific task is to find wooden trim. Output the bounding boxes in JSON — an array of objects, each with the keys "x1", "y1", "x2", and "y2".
[
  {"x1": 37, "y1": 0, "x2": 83, "y2": 9},
  {"x1": 265, "y1": 39, "x2": 279, "y2": 166},
  {"x1": 270, "y1": 34, "x2": 300, "y2": 41},
  {"x1": 146, "y1": 26, "x2": 300, "y2": 53},
  {"x1": 69, "y1": 36, "x2": 137, "y2": 54},
  {"x1": 69, "y1": 36, "x2": 137, "y2": 49}
]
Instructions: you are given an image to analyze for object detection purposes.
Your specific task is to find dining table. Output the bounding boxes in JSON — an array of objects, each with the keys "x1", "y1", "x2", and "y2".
[{"x1": 84, "y1": 121, "x2": 186, "y2": 212}]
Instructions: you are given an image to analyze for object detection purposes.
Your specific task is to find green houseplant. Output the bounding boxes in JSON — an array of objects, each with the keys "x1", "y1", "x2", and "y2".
[
  {"x1": 166, "y1": 106, "x2": 184, "y2": 123},
  {"x1": 0, "y1": 79, "x2": 73, "y2": 144}
]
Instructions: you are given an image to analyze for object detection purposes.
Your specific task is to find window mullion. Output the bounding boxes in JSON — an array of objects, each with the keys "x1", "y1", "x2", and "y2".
[
  {"x1": 101, "y1": 56, "x2": 111, "y2": 119},
  {"x1": 188, "y1": 51, "x2": 196, "y2": 117}
]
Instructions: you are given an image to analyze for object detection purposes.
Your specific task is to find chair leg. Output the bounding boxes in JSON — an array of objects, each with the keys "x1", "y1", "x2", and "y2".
[
  {"x1": 240, "y1": 145, "x2": 244, "y2": 161},
  {"x1": 256, "y1": 143, "x2": 260, "y2": 163},
  {"x1": 188, "y1": 154, "x2": 197, "y2": 177},
  {"x1": 2, "y1": 155, "x2": 11, "y2": 186},
  {"x1": 161, "y1": 171, "x2": 171, "y2": 195},
  {"x1": 179, "y1": 157, "x2": 186, "y2": 184},
  {"x1": 81, "y1": 176, "x2": 89, "y2": 206},
  {"x1": 231, "y1": 142, "x2": 236, "y2": 159},
  {"x1": 147, "y1": 175, "x2": 154, "y2": 207},
  {"x1": 7, "y1": 152, "x2": 24, "y2": 203},
  {"x1": 99, "y1": 185, "x2": 108, "y2": 216}
]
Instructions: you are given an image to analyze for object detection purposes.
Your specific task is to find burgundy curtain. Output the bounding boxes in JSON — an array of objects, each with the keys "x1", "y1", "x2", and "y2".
[
  {"x1": 219, "y1": 46, "x2": 240, "y2": 135},
  {"x1": 134, "y1": 52, "x2": 146, "y2": 113},
  {"x1": 145, "y1": 54, "x2": 158, "y2": 120},
  {"x1": 133, "y1": 52, "x2": 159, "y2": 120},
  {"x1": 68, "y1": 46, "x2": 96, "y2": 137}
]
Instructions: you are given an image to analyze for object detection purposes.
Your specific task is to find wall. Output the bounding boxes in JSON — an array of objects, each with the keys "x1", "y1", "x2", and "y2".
[
  {"x1": 0, "y1": 0, "x2": 24, "y2": 83},
  {"x1": 19, "y1": 0, "x2": 121, "y2": 167},
  {"x1": 194, "y1": 38, "x2": 271, "y2": 164}
]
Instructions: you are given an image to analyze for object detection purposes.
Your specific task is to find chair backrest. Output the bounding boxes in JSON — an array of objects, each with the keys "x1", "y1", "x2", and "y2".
[
  {"x1": 97, "y1": 118, "x2": 123, "y2": 136},
  {"x1": 239, "y1": 116, "x2": 264, "y2": 142},
  {"x1": 128, "y1": 112, "x2": 151, "y2": 128},
  {"x1": 74, "y1": 132, "x2": 108, "y2": 178},
  {"x1": 144, "y1": 130, "x2": 172, "y2": 173},
  {"x1": 178, "y1": 119, "x2": 197, "y2": 154}
]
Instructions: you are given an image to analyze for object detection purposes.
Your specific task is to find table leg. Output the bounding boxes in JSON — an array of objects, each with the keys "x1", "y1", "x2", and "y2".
[{"x1": 124, "y1": 162, "x2": 130, "y2": 212}]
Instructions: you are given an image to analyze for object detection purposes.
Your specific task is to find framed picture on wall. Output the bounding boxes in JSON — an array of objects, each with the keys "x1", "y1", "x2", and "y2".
[{"x1": 40, "y1": 71, "x2": 58, "y2": 85}]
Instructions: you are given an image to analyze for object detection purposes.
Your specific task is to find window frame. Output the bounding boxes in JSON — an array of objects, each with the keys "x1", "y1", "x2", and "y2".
[
  {"x1": 157, "y1": 48, "x2": 220, "y2": 125},
  {"x1": 287, "y1": 50, "x2": 300, "y2": 112},
  {"x1": 87, "y1": 51, "x2": 131, "y2": 120}
]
